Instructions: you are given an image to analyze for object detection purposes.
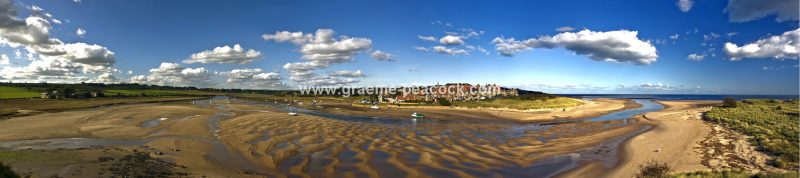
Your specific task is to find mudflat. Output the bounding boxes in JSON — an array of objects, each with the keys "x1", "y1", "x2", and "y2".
[{"x1": 0, "y1": 97, "x2": 651, "y2": 177}]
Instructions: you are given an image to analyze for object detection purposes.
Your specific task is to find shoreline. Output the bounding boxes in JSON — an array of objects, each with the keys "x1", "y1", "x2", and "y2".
[
  {"x1": 559, "y1": 100, "x2": 720, "y2": 177},
  {"x1": 283, "y1": 98, "x2": 640, "y2": 123}
]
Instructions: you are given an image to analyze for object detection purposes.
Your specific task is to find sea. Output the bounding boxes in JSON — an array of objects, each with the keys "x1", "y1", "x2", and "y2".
[{"x1": 558, "y1": 94, "x2": 800, "y2": 100}]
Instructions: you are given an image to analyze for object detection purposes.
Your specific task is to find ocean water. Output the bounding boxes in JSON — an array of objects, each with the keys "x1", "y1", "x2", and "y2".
[{"x1": 559, "y1": 94, "x2": 799, "y2": 100}]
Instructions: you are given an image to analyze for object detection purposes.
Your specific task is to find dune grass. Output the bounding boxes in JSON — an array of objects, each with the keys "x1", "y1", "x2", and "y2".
[
  {"x1": 703, "y1": 99, "x2": 799, "y2": 169},
  {"x1": 0, "y1": 86, "x2": 40, "y2": 99},
  {"x1": 671, "y1": 170, "x2": 798, "y2": 178}
]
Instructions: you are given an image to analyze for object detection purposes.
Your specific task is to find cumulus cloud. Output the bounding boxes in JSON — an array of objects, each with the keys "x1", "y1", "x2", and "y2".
[
  {"x1": 491, "y1": 29, "x2": 658, "y2": 65},
  {"x1": 224, "y1": 68, "x2": 285, "y2": 88},
  {"x1": 433, "y1": 46, "x2": 468, "y2": 55},
  {"x1": 687, "y1": 53, "x2": 705, "y2": 61},
  {"x1": 555, "y1": 26, "x2": 575, "y2": 32},
  {"x1": 76, "y1": 28, "x2": 85, "y2": 37},
  {"x1": 129, "y1": 62, "x2": 212, "y2": 87},
  {"x1": 677, "y1": 0, "x2": 694, "y2": 12},
  {"x1": 0, "y1": 1, "x2": 118, "y2": 83},
  {"x1": 328, "y1": 70, "x2": 365, "y2": 77},
  {"x1": 92, "y1": 72, "x2": 119, "y2": 83},
  {"x1": 0, "y1": 54, "x2": 8, "y2": 65},
  {"x1": 725, "y1": 0, "x2": 799, "y2": 22},
  {"x1": 723, "y1": 28, "x2": 799, "y2": 60},
  {"x1": 417, "y1": 35, "x2": 436, "y2": 42},
  {"x1": 370, "y1": 50, "x2": 394, "y2": 61},
  {"x1": 265, "y1": 29, "x2": 373, "y2": 86},
  {"x1": 183, "y1": 44, "x2": 261, "y2": 64},
  {"x1": 438, "y1": 35, "x2": 464, "y2": 45}
]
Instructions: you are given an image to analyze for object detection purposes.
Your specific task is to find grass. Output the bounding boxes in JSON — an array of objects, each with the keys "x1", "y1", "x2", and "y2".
[
  {"x1": 0, "y1": 150, "x2": 79, "y2": 163},
  {"x1": 671, "y1": 170, "x2": 798, "y2": 178},
  {"x1": 0, "y1": 97, "x2": 203, "y2": 117},
  {"x1": 105, "y1": 89, "x2": 219, "y2": 97},
  {"x1": 452, "y1": 97, "x2": 583, "y2": 110},
  {"x1": 0, "y1": 86, "x2": 40, "y2": 99},
  {"x1": 703, "y1": 99, "x2": 799, "y2": 169}
]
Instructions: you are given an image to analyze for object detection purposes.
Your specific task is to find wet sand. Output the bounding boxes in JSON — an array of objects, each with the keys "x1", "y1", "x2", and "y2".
[
  {"x1": 306, "y1": 98, "x2": 637, "y2": 122},
  {"x1": 0, "y1": 97, "x2": 656, "y2": 177},
  {"x1": 560, "y1": 100, "x2": 719, "y2": 177}
]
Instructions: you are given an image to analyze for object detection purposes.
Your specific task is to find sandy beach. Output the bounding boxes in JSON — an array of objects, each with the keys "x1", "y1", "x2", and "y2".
[{"x1": 560, "y1": 100, "x2": 722, "y2": 177}]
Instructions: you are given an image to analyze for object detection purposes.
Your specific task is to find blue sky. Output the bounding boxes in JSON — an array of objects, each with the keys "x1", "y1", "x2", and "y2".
[{"x1": 0, "y1": 0, "x2": 797, "y2": 94}]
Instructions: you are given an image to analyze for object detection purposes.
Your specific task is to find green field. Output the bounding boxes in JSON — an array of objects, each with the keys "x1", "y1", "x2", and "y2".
[
  {"x1": 105, "y1": 89, "x2": 219, "y2": 97},
  {"x1": 671, "y1": 170, "x2": 798, "y2": 178},
  {"x1": 0, "y1": 86, "x2": 40, "y2": 99},
  {"x1": 452, "y1": 97, "x2": 583, "y2": 110},
  {"x1": 703, "y1": 99, "x2": 799, "y2": 169}
]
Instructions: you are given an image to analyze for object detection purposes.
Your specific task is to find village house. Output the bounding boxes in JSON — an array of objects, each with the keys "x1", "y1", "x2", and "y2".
[{"x1": 391, "y1": 83, "x2": 518, "y2": 103}]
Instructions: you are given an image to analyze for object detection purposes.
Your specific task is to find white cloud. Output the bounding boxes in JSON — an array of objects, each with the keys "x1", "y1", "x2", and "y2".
[
  {"x1": 491, "y1": 29, "x2": 658, "y2": 65},
  {"x1": 417, "y1": 35, "x2": 436, "y2": 42},
  {"x1": 669, "y1": 34, "x2": 680, "y2": 40},
  {"x1": 0, "y1": 54, "x2": 8, "y2": 65},
  {"x1": 637, "y1": 82, "x2": 674, "y2": 90},
  {"x1": 265, "y1": 29, "x2": 372, "y2": 86},
  {"x1": 92, "y1": 72, "x2": 119, "y2": 83},
  {"x1": 432, "y1": 46, "x2": 468, "y2": 55},
  {"x1": 0, "y1": 1, "x2": 118, "y2": 83},
  {"x1": 555, "y1": 26, "x2": 575, "y2": 32},
  {"x1": 725, "y1": 0, "x2": 799, "y2": 22},
  {"x1": 328, "y1": 70, "x2": 365, "y2": 77},
  {"x1": 370, "y1": 50, "x2": 394, "y2": 61},
  {"x1": 687, "y1": 53, "x2": 705, "y2": 61},
  {"x1": 413, "y1": 46, "x2": 429, "y2": 51},
  {"x1": 129, "y1": 62, "x2": 212, "y2": 87},
  {"x1": 723, "y1": 28, "x2": 799, "y2": 60},
  {"x1": 439, "y1": 35, "x2": 464, "y2": 45},
  {"x1": 76, "y1": 28, "x2": 86, "y2": 37},
  {"x1": 677, "y1": 0, "x2": 694, "y2": 12},
  {"x1": 183, "y1": 44, "x2": 261, "y2": 64},
  {"x1": 261, "y1": 31, "x2": 312, "y2": 45},
  {"x1": 490, "y1": 37, "x2": 533, "y2": 57},
  {"x1": 224, "y1": 68, "x2": 285, "y2": 88}
]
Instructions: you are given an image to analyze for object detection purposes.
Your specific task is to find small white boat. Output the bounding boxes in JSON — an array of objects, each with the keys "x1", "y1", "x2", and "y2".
[
  {"x1": 411, "y1": 112, "x2": 424, "y2": 119},
  {"x1": 370, "y1": 105, "x2": 380, "y2": 109},
  {"x1": 288, "y1": 112, "x2": 298, "y2": 116}
]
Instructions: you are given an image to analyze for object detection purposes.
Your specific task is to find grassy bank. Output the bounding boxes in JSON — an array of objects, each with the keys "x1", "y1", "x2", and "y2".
[
  {"x1": 671, "y1": 170, "x2": 798, "y2": 178},
  {"x1": 0, "y1": 86, "x2": 40, "y2": 99},
  {"x1": 452, "y1": 96, "x2": 583, "y2": 110},
  {"x1": 703, "y1": 99, "x2": 799, "y2": 169},
  {"x1": 0, "y1": 97, "x2": 203, "y2": 118}
]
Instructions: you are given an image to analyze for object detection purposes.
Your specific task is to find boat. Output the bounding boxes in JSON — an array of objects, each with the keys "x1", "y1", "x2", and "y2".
[
  {"x1": 411, "y1": 112, "x2": 424, "y2": 119},
  {"x1": 288, "y1": 112, "x2": 298, "y2": 116},
  {"x1": 370, "y1": 105, "x2": 380, "y2": 109}
]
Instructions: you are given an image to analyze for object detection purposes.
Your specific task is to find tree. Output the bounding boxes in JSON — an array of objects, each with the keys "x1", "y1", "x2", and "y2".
[
  {"x1": 437, "y1": 98, "x2": 451, "y2": 106},
  {"x1": 722, "y1": 97, "x2": 737, "y2": 108}
]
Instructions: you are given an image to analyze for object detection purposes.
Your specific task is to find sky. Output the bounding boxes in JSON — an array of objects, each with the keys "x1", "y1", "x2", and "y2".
[{"x1": 0, "y1": 0, "x2": 797, "y2": 94}]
